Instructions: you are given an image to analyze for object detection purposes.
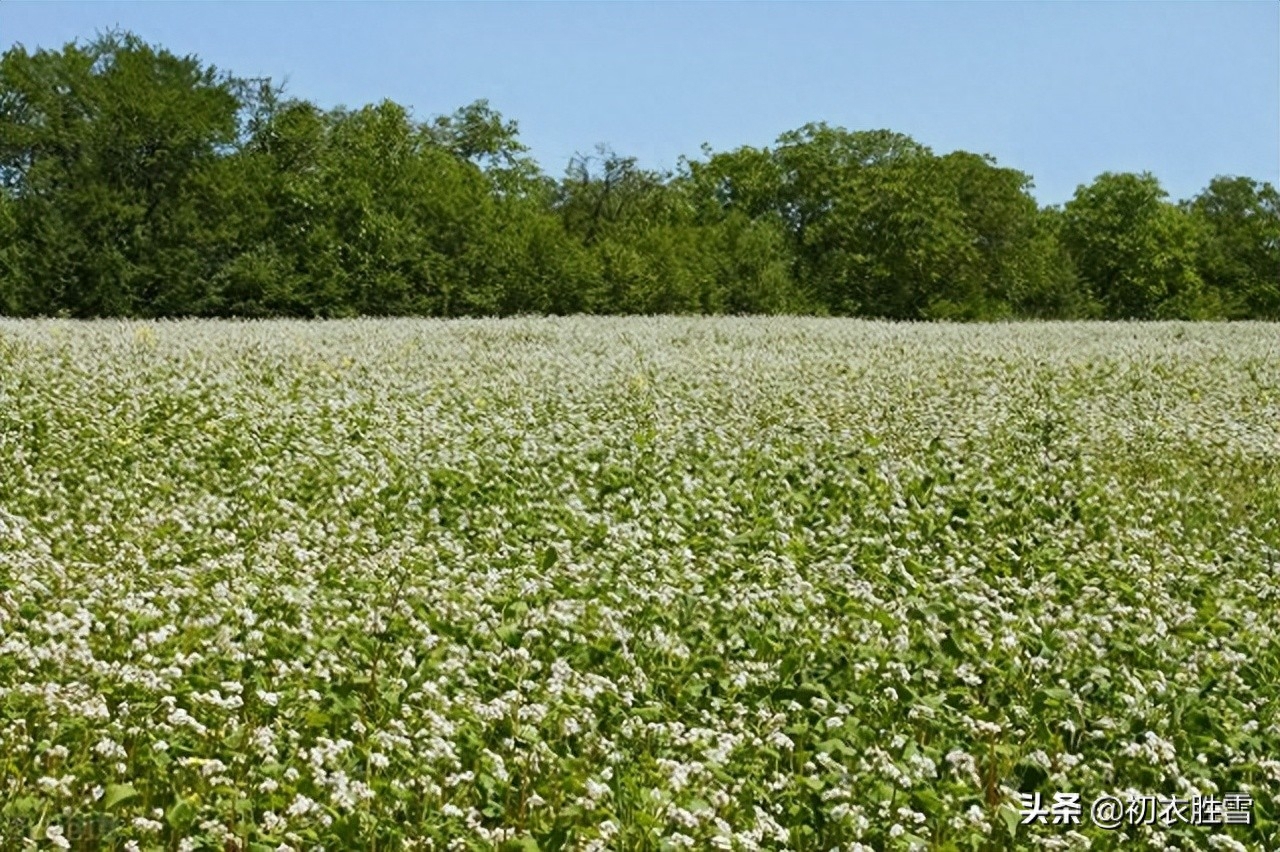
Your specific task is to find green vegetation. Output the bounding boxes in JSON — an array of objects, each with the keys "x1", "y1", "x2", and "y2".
[
  {"x1": 0, "y1": 317, "x2": 1277, "y2": 850},
  {"x1": 2, "y1": 32, "x2": 1276, "y2": 320}
]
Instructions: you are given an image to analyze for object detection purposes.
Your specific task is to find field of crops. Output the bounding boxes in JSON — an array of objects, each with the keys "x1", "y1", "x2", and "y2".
[{"x1": 0, "y1": 318, "x2": 1277, "y2": 851}]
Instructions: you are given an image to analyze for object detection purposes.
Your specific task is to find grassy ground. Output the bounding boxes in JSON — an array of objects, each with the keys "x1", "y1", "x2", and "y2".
[{"x1": 0, "y1": 318, "x2": 1277, "y2": 851}]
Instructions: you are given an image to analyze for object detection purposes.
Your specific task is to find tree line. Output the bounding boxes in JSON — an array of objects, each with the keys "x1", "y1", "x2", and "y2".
[{"x1": 1, "y1": 32, "x2": 1276, "y2": 320}]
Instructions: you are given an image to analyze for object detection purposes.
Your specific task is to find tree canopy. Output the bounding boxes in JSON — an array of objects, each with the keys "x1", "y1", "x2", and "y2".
[{"x1": 1, "y1": 32, "x2": 1275, "y2": 320}]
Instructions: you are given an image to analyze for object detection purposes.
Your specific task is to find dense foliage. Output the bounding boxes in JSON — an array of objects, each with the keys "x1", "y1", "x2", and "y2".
[
  {"x1": 1, "y1": 33, "x2": 1277, "y2": 320},
  {"x1": 1, "y1": 318, "x2": 1277, "y2": 850}
]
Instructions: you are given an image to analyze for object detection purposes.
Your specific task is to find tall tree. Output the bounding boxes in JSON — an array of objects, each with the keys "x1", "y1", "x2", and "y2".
[
  {"x1": 0, "y1": 186, "x2": 16, "y2": 314},
  {"x1": 929, "y1": 152, "x2": 1037, "y2": 318},
  {"x1": 1, "y1": 29, "x2": 1274, "y2": 321},
  {"x1": 207, "y1": 96, "x2": 332, "y2": 316},
  {"x1": 1185, "y1": 176, "x2": 1280, "y2": 319},
  {"x1": 1061, "y1": 172, "x2": 1213, "y2": 319},
  {"x1": 424, "y1": 99, "x2": 543, "y2": 195},
  {"x1": 0, "y1": 31, "x2": 244, "y2": 316},
  {"x1": 1014, "y1": 206, "x2": 1098, "y2": 319}
]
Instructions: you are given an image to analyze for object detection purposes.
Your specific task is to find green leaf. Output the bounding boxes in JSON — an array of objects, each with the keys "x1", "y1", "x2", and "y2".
[
  {"x1": 999, "y1": 803, "x2": 1021, "y2": 839},
  {"x1": 501, "y1": 839, "x2": 541, "y2": 852},
  {"x1": 103, "y1": 783, "x2": 139, "y2": 809},
  {"x1": 167, "y1": 795, "x2": 199, "y2": 830},
  {"x1": 304, "y1": 709, "x2": 331, "y2": 729},
  {"x1": 913, "y1": 788, "x2": 945, "y2": 816},
  {"x1": 816, "y1": 739, "x2": 848, "y2": 756}
]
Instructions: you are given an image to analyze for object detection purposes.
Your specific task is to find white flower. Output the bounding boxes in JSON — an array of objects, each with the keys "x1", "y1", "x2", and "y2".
[
  {"x1": 45, "y1": 825, "x2": 70, "y2": 850},
  {"x1": 286, "y1": 794, "x2": 319, "y2": 817}
]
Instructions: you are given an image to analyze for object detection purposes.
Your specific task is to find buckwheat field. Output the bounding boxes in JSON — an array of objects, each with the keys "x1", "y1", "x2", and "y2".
[{"x1": 0, "y1": 318, "x2": 1277, "y2": 852}]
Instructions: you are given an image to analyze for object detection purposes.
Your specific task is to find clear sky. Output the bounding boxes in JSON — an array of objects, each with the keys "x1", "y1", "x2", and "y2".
[{"x1": 3, "y1": 1, "x2": 1276, "y2": 206}]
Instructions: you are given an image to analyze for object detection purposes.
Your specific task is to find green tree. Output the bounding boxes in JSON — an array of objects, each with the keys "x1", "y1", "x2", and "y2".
[
  {"x1": 704, "y1": 210, "x2": 808, "y2": 314},
  {"x1": 684, "y1": 143, "x2": 786, "y2": 223},
  {"x1": 424, "y1": 99, "x2": 544, "y2": 195},
  {"x1": 1185, "y1": 176, "x2": 1280, "y2": 319},
  {"x1": 556, "y1": 147, "x2": 677, "y2": 246},
  {"x1": 224, "y1": 97, "x2": 518, "y2": 318},
  {"x1": 682, "y1": 146, "x2": 809, "y2": 312},
  {"x1": 321, "y1": 101, "x2": 486, "y2": 315},
  {"x1": 928, "y1": 152, "x2": 1041, "y2": 319},
  {"x1": 2, "y1": 28, "x2": 1274, "y2": 321},
  {"x1": 554, "y1": 148, "x2": 695, "y2": 312},
  {"x1": 805, "y1": 153, "x2": 964, "y2": 318},
  {"x1": 0, "y1": 31, "x2": 245, "y2": 316},
  {"x1": 1061, "y1": 172, "x2": 1213, "y2": 319},
  {"x1": 419, "y1": 102, "x2": 596, "y2": 315},
  {"x1": 772, "y1": 123, "x2": 929, "y2": 244},
  {"x1": 1013, "y1": 206, "x2": 1098, "y2": 319},
  {"x1": 0, "y1": 186, "x2": 16, "y2": 313},
  {"x1": 686, "y1": 127, "x2": 944, "y2": 317},
  {"x1": 205, "y1": 96, "x2": 331, "y2": 316}
]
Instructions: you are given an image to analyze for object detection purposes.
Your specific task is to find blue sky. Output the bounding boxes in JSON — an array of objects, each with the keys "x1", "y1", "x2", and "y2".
[{"x1": 3, "y1": 1, "x2": 1276, "y2": 206}]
